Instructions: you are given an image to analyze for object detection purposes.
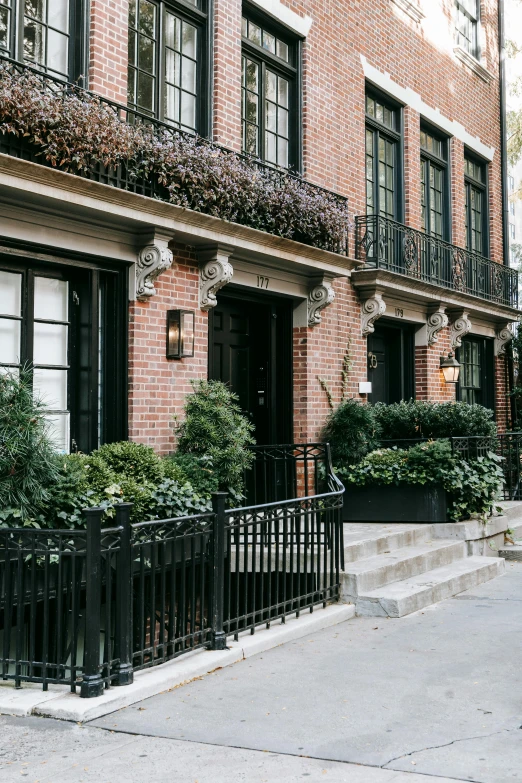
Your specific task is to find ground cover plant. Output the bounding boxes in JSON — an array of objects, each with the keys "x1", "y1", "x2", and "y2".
[{"x1": 0, "y1": 63, "x2": 351, "y2": 253}]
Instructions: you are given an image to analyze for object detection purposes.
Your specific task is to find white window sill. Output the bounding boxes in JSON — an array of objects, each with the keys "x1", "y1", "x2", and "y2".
[
  {"x1": 453, "y1": 46, "x2": 494, "y2": 84},
  {"x1": 390, "y1": 0, "x2": 425, "y2": 23}
]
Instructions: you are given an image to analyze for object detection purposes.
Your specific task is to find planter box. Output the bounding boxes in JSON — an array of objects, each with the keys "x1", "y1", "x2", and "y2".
[{"x1": 343, "y1": 484, "x2": 447, "y2": 523}]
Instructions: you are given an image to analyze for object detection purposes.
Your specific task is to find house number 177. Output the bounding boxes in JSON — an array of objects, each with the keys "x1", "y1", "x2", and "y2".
[{"x1": 257, "y1": 275, "x2": 270, "y2": 289}]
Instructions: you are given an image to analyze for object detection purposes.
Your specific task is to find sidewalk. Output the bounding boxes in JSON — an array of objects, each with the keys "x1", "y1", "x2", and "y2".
[{"x1": 0, "y1": 563, "x2": 520, "y2": 783}]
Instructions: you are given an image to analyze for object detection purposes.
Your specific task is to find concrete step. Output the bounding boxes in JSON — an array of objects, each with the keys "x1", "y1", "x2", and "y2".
[
  {"x1": 356, "y1": 556, "x2": 505, "y2": 618},
  {"x1": 341, "y1": 539, "x2": 466, "y2": 600},
  {"x1": 497, "y1": 545, "x2": 522, "y2": 562},
  {"x1": 343, "y1": 524, "x2": 432, "y2": 564}
]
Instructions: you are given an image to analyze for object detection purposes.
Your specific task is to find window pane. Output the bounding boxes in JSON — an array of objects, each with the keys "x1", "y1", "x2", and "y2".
[
  {"x1": 245, "y1": 123, "x2": 257, "y2": 155},
  {"x1": 25, "y1": 0, "x2": 44, "y2": 22},
  {"x1": 262, "y1": 30, "x2": 275, "y2": 53},
  {"x1": 33, "y1": 368, "x2": 67, "y2": 410},
  {"x1": 46, "y1": 413, "x2": 70, "y2": 453},
  {"x1": 246, "y1": 90, "x2": 257, "y2": 123},
  {"x1": 0, "y1": 5, "x2": 11, "y2": 53},
  {"x1": 247, "y1": 21, "x2": 261, "y2": 46},
  {"x1": 276, "y1": 39, "x2": 288, "y2": 61},
  {"x1": 165, "y1": 49, "x2": 180, "y2": 85},
  {"x1": 128, "y1": 29, "x2": 136, "y2": 65},
  {"x1": 265, "y1": 100, "x2": 276, "y2": 131},
  {"x1": 165, "y1": 84, "x2": 179, "y2": 121},
  {"x1": 139, "y1": 0, "x2": 156, "y2": 37},
  {"x1": 265, "y1": 131, "x2": 277, "y2": 163},
  {"x1": 0, "y1": 271, "x2": 22, "y2": 316},
  {"x1": 266, "y1": 70, "x2": 276, "y2": 101},
  {"x1": 48, "y1": 0, "x2": 68, "y2": 32},
  {"x1": 129, "y1": 0, "x2": 137, "y2": 27},
  {"x1": 278, "y1": 106, "x2": 288, "y2": 137},
  {"x1": 33, "y1": 323, "x2": 68, "y2": 365},
  {"x1": 182, "y1": 56, "x2": 196, "y2": 92},
  {"x1": 180, "y1": 92, "x2": 195, "y2": 129},
  {"x1": 278, "y1": 77, "x2": 288, "y2": 108},
  {"x1": 47, "y1": 28, "x2": 68, "y2": 75},
  {"x1": 24, "y1": 17, "x2": 44, "y2": 64},
  {"x1": 246, "y1": 59, "x2": 258, "y2": 91},
  {"x1": 182, "y1": 21, "x2": 196, "y2": 58},
  {"x1": 34, "y1": 277, "x2": 68, "y2": 321},
  {"x1": 165, "y1": 11, "x2": 180, "y2": 49},
  {"x1": 0, "y1": 317, "x2": 20, "y2": 364},
  {"x1": 138, "y1": 71, "x2": 155, "y2": 112},
  {"x1": 139, "y1": 32, "x2": 154, "y2": 73},
  {"x1": 277, "y1": 136, "x2": 288, "y2": 168}
]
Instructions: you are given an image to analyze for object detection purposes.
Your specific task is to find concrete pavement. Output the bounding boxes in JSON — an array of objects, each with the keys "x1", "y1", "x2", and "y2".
[{"x1": 0, "y1": 563, "x2": 520, "y2": 782}]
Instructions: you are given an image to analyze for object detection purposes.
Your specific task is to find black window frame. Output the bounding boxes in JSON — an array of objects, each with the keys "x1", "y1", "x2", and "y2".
[
  {"x1": 127, "y1": 0, "x2": 211, "y2": 137},
  {"x1": 241, "y1": 3, "x2": 302, "y2": 172},
  {"x1": 455, "y1": 0, "x2": 480, "y2": 60},
  {"x1": 0, "y1": 0, "x2": 87, "y2": 83},
  {"x1": 464, "y1": 150, "x2": 489, "y2": 257},
  {"x1": 365, "y1": 86, "x2": 404, "y2": 223},
  {"x1": 456, "y1": 335, "x2": 494, "y2": 411},
  {"x1": 420, "y1": 123, "x2": 451, "y2": 242},
  {"x1": 0, "y1": 243, "x2": 128, "y2": 453}
]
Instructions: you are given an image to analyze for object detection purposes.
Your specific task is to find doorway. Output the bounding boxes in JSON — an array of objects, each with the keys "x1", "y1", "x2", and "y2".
[
  {"x1": 367, "y1": 321, "x2": 414, "y2": 404},
  {"x1": 208, "y1": 291, "x2": 293, "y2": 444}
]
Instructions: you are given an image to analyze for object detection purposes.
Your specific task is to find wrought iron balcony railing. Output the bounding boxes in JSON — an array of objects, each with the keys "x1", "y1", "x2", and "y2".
[
  {"x1": 355, "y1": 214, "x2": 519, "y2": 308},
  {"x1": 0, "y1": 55, "x2": 350, "y2": 255}
]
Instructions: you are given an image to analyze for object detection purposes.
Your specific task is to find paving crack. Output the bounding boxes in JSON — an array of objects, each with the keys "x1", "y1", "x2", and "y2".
[{"x1": 382, "y1": 728, "x2": 514, "y2": 768}]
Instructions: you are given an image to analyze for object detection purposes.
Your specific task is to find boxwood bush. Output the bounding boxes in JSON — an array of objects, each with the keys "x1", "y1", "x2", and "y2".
[{"x1": 373, "y1": 400, "x2": 497, "y2": 440}]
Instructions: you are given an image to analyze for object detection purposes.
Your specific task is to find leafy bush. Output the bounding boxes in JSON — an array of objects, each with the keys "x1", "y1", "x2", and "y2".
[
  {"x1": 372, "y1": 400, "x2": 497, "y2": 440},
  {"x1": 322, "y1": 399, "x2": 381, "y2": 466},
  {"x1": 176, "y1": 380, "x2": 255, "y2": 501},
  {"x1": 0, "y1": 368, "x2": 61, "y2": 523},
  {"x1": 94, "y1": 441, "x2": 164, "y2": 484},
  {"x1": 339, "y1": 440, "x2": 504, "y2": 521},
  {"x1": 0, "y1": 64, "x2": 351, "y2": 253}
]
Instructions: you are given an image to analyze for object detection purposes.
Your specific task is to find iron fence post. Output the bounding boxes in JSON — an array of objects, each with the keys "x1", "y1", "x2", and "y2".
[
  {"x1": 210, "y1": 492, "x2": 228, "y2": 651},
  {"x1": 114, "y1": 503, "x2": 134, "y2": 686},
  {"x1": 80, "y1": 507, "x2": 104, "y2": 698}
]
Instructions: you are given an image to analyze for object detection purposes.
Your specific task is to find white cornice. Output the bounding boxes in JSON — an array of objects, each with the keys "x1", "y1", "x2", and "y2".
[
  {"x1": 390, "y1": 0, "x2": 425, "y2": 23},
  {"x1": 453, "y1": 46, "x2": 494, "y2": 85},
  {"x1": 247, "y1": 0, "x2": 312, "y2": 37},
  {"x1": 360, "y1": 56, "x2": 495, "y2": 161}
]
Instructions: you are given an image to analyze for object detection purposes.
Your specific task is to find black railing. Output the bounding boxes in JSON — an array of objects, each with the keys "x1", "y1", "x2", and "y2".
[
  {"x1": 0, "y1": 55, "x2": 350, "y2": 255},
  {"x1": 355, "y1": 215, "x2": 518, "y2": 308},
  {"x1": 0, "y1": 444, "x2": 344, "y2": 695}
]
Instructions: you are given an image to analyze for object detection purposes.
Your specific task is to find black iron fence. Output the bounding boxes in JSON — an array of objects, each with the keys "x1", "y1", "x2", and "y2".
[
  {"x1": 0, "y1": 444, "x2": 344, "y2": 696},
  {"x1": 0, "y1": 55, "x2": 350, "y2": 255},
  {"x1": 355, "y1": 214, "x2": 519, "y2": 308},
  {"x1": 379, "y1": 433, "x2": 522, "y2": 500}
]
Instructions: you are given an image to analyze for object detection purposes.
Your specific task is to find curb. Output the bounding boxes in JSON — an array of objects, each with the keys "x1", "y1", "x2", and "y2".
[{"x1": 0, "y1": 604, "x2": 354, "y2": 723}]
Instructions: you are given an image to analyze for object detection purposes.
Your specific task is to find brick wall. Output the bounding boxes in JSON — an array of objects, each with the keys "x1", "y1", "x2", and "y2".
[
  {"x1": 495, "y1": 355, "x2": 512, "y2": 433},
  {"x1": 89, "y1": 0, "x2": 128, "y2": 102},
  {"x1": 415, "y1": 327, "x2": 456, "y2": 403}
]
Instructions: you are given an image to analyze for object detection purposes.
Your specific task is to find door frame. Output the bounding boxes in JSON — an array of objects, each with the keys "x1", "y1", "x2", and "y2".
[
  {"x1": 207, "y1": 286, "x2": 293, "y2": 445},
  {"x1": 367, "y1": 319, "x2": 415, "y2": 404}
]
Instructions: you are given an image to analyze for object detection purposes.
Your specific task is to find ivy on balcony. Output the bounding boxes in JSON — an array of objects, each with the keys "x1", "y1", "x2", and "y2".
[{"x1": 0, "y1": 60, "x2": 351, "y2": 255}]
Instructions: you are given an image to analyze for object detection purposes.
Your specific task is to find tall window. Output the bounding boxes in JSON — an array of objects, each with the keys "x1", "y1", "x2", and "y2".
[
  {"x1": 465, "y1": 154, "x2": 488, "y2": 256},
  {"x1": 241, "y1": 13, "x2": 299, "y2": 170},
  {"x1": 0, "y1": 0, "x2": 85, "y2": 81},
  {"x1": 455, "y1": 0, "x2": 479, "y2": 58},
  {"x1": 457, "y1": 336, "x2": 494, "y2": 409},
  {"x1": 365, "y1": 92, "x2": 401, "y2": 220},
  {"x1": 128, "y1": 0, "x2": 208, "y2": 134},
  {"x1": 421, "y1": 128, "x2": 449, "y2": 240},
  {"x1": 0, "y1": 259, "x2": 127, "y2": 453}
]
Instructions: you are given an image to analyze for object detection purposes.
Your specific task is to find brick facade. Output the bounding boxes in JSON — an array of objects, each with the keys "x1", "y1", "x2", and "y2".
[{"x1": 83, "y1": 0, "x2": 512, "y2": 449}]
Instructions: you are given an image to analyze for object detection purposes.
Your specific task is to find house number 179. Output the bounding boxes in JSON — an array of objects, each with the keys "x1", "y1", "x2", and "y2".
[{"x1": 257, "y1": 275, "x2": 270, "y2": 289}]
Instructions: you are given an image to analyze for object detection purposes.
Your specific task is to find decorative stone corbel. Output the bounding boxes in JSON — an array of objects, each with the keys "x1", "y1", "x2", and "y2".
[
  {"x1": 361, "y1": 292, "x2": 386, "y2": 336},
  {"x1": 198, "y1": 244, "x2": 234, "y2": 310},
  {"x1": 448, "y1": 309, "x2": 472, "y2": 349},
  {"x1": 308, "y1": 278, "x2": 335, "y2": 327},
  {"x1": 426, "y1": 304, "x2": 449, "y2": 347},
  {"x1": 494, "y1": 323, "x2": 513, "y2": 357},
  {"x1": 136, "y1": 233, "x2": 174, "y2": 300}
]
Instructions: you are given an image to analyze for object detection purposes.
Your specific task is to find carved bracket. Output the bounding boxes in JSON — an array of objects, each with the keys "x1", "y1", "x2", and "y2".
[
  {"x1": 136, "y1": 241, "x2": 174, "y2": 300},
  {"x1": 308, "y1": 280, "x2": 335, "y2": 327},
  {"x1": 199, "y1": 244, "x2": 234, "y2": 310},
  {"x1": 361, "y1": 292, "x2": 386, "y2": 336},
  {"x1": 495, "y1": 323, "x2": 513, "y2": 357},
  {"x1": 449, "y1": 309, "x2": 472, "y2": 349},
  {"x1": 427, "y1": 305, "x2": 448, "y2": 347}
]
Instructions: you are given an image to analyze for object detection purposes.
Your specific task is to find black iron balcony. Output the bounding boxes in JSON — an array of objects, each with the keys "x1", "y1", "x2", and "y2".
[
  {"x1": 0, "y1": 55, "x2": 350, "y2": 256},
  {"x1": 355, "y1": 214, "x2": 519, "y2": 308}
]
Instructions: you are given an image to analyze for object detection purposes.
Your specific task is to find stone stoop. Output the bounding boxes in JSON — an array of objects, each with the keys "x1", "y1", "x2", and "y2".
[{"x1": 340, "y1": 524, "x2": 506, "y2": 618}]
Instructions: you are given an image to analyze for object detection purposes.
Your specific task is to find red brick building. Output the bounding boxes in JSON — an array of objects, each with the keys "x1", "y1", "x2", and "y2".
[{"x1": 0, "y1": 0, "x2": 518, "y2": 453}]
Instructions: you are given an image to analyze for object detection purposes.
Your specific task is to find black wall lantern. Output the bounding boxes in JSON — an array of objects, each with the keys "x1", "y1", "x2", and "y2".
[
  {"x1": 166, "y1": 309, "x2": 195, "y2": 359},
  {"x1": 440, "y1": 352, "x2": 461, "y2": 384}
]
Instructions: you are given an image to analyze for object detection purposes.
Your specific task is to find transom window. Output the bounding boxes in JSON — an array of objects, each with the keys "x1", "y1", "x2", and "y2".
[
  {"x1": 0, "y1": 259, "x2": 127, "y2": 454},
  {"x1": 0, "y1": 0, "x2": 84, "y2": 81},
  {"x1": 241, "y1": 13, "x2": 299, "y2": 170},
  {"x1": 457, "y1": 336, "x2": 494, "y2": 409},
  {"x1": 421, "y1": 127, "x2": 449, "y2": 241},
  {"x1": 128, "y1": 0, "x2": 208, "y2": 134},
  {"x1": 464, "y1": 153, "x2": 488, "y2": 256},
  {"x1": 455, "y1": 0, "x2": 479, "y2": 59},
  {"x1": 365, "y1": 92, "x2": 401, "y2": 219}
]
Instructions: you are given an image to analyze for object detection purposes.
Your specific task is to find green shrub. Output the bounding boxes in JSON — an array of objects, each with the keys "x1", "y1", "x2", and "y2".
[
  {"x1": 373, "y1": 400, "x2": 497, "y2": 440},
  {"x1": 339, "y1": 440, "x2": 503, "y2": 521},
  {"x1": 176, "y1": 380, "x2": 255, "y2": 500},
  {"x1": 94, "y1": 441, "x2": 164, "y2": 484},
  {"x1": 164, "y1": 452, "x2": 219, "y2": 497},
  {"x1": 0, "y1": 368, "x2": 61, "y2": 524},
  {"x1": 322, "y1": 399, "x2": 381, "y2": 465}
]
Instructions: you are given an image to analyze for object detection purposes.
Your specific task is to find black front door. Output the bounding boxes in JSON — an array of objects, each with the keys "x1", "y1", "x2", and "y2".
[
  {"x1": 209, "y1": 291, "x2": 292, "y2": 444},
  {"x1": 367, "y1": 322, "x2": 414, "y2": 404}
]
